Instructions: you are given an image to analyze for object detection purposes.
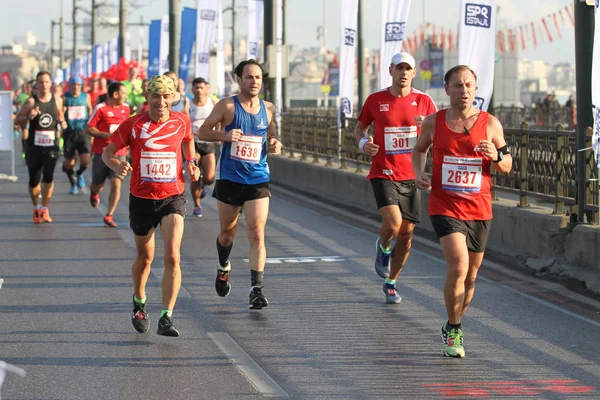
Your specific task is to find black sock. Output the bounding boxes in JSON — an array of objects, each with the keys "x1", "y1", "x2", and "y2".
[
  {"x1": 63, "y1": 166, "x2": 76, "y2": 185},
  {"x1": 250, "y1": 270, "x2": 263, "y2": 287},
  {"x1": 216, "y1": 237, "x2": 233, "y2": 268},
  {"x1": 76, "y1": 166, "x2": 87, "y2": 176},
  {"x1": 446, "y1": 321, "x2": 462, "y2": 330}
]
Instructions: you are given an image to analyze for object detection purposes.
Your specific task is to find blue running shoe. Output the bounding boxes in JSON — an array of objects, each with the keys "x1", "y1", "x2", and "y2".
[
  {"x1": 193, "y1": 206, "x2": 203, "y2": 217},
  {"x1": 383, "y1": 282, "x2": 402, "y2": 304},
  {"x1": 374, "y1": 238, "x2": 391, "y2": 278},
  {"x1": 76, "y1": 174, "x2": 85, "y2": 189},
  {"x1": 69, "y1": 185, "x2": 79, "y2": 195},
  {"x1": 200, "y1": 187, "x2": 208, "y2": 199}
]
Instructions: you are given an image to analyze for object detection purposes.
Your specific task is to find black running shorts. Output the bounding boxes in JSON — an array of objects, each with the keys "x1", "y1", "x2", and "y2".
[
  {"x1": 212, "y1": 179, "x2": 270, "y2": 207},
  {"x1": 129, "y1": 193, "x2": 187, "y2": 237},
  {"x1": 63, "y1": 130, "x2": 91, "y2": 159},
  {"x1": 194, "y1": 142, "x2": 217, "y2": 156},
  {"x1": 91, "y1": 154, "x2": 124, "y2": 185},
  {"x1": 370, "y1": 178, "x2": 421, "y2": 223},
  {"x1": 430, "y1": 215, "x2": 492, "y2": 253}
]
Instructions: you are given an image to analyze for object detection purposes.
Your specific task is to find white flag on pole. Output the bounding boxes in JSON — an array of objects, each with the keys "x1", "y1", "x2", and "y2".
[
  {"x1": 216, "y1": 1, "x2": 226, "y2": 97},
  {"x1": 138, "y1": 25, "x2": 144, "y2": 69},
  {"x1": 124, "y1": 31, "x2": 132, "y2": 62},
  {"x1": 458, "y1": 0, "x2": 497, "y2": 111},
  {"x1": 379, "y1": 0, "x2": 411, "y2": 89},
  {"x1": 247, "y1": 0, "x2": 264, "y2": 60},
  {"x1": 111, "y1": 36, "x2": 119, "y2": 66},
  {"x1": 592, "y1": 0, "x2": 600, "y2": 164},
  {"x1": 159, "y1": 16, "x2": 170, "y2": 75},
  {"x1": 275, "y1": 0, "x2": 283, "y2": 135},
  {"x1": 339, "y1": 0, "x2": 359, "y2": 125},
  {"x1": 195, "y1": 0, "x2": 219, "y2": 80},
  {"x1": 103, "y1": 40, "x2": 110, "y2": 71}
]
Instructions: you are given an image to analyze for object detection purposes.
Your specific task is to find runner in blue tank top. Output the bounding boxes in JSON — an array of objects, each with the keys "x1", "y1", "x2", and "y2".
[
  {"x1": 62, "y1": 75, "x2": 93, "y2": 194},
  {"x1": 198, "y1": 59, "x2": 282, "y2": 310}
]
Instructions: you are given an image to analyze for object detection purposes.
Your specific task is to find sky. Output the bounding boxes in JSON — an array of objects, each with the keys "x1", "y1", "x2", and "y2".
[{"x1": 1, "y1": 0, "x2": 576, "y2": 65}]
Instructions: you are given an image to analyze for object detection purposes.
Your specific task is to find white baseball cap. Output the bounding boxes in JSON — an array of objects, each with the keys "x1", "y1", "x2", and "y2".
[{"x1": 390, "y1": 52, "x2": 416, "y2": 69}]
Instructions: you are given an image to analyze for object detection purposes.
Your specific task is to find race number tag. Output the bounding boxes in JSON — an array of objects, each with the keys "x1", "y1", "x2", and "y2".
[
  {"x1": 441, "y1": 156, "x2": 483, "y2": 193},
  {"x1": 67, "y1": 105, "x2": 86, "y2": 120},
  {"x1": 34, "y1": 130, "x2": 55, "y2": 147},
  {"x1": 140, "y1": 151, "x2": 177, "y2": 182},
  {"x1": 384, "y1": 126, "x2": 417, "y2": 155},
  {"x1": 109, "y1": 124, "x2": 119, "y2": 134},
  {"x1": 230, "y1": 135, "x2": 262, "y2": 163}
]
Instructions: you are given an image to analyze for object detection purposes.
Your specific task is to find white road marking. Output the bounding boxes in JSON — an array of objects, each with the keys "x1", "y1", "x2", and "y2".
[
  {"x1": 243, "y1": 256, "x2": 344, "y2": 264},
  {"x1": 0, "y1": 278, "x2": 3, "y2": 289},
  {"x1": 208, "y1": 332, "x2": 288, "y2": 397}
]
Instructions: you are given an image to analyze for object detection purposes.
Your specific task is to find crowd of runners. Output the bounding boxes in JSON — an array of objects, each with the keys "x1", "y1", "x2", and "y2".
[{"x1": 11, "y1": 54, "x2": 512, "y2": 358}]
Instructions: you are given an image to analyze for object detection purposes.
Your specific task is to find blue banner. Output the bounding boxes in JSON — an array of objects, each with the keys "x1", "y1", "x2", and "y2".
[
  {"x1": 72, "y1": 59, "x2": 80, "y2": 79},
  {"x1": 92, "y1": 44, "x2": 101, "y2": 73},
  {"x1": 429, "y1": 45, "x2": 444, "y2": 89},
  {"x1": 63, "y1": 67, "x2": 69, "y2": 82},
  {"x1": 148, "y1": 20, "x2": 161, "y2": 78},
  {"x1": 179, "y1": 7, "x2": 197, "y2": 83}
]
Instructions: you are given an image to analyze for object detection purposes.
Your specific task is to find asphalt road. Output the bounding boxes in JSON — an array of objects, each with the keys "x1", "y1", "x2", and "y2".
[{"x1": 0, "y1": 150, "x2": 599, "y2": 399}]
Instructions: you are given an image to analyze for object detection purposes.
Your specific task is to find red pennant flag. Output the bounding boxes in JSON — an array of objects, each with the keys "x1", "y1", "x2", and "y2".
[
  {"x1": 520, "y1": 26, "x2": 526, "y2": 51},
  {"x1": 1, "y1": 72, "x2": 11, "y2": 91},
  {"x1": 498, "y1": 31, "x2": 505, "y2": 54},
  {"x1": 559, "y1": 10, "x2": 565, "y2": 25},
  {"x1": 531, "y1": 22, "x2": 538, "y2": 48},
  {"x1": 448, "y1": 29, "x2": 453, "y2": 51},
  {"x1": 440, "y1": 27, "x2": 445, "y2": 50},
  {"x1": 432, "y1": 25, "x2": 437, "y2": 48},
  {"x1": 508, "y1": 29, "x2": 516, "y2": 53},
  {"x1": 419, "y1": 24, "x2": 425, "y2": 45},
  {"x1": 553, "y1": 13, "x2": 562, "y2": 39},
  {"x1": 565, "y1": 6, "x2": 574, "y2": 27},
  {"x1": 541, "y1": 17, "x2": 553, "y2": 42}
]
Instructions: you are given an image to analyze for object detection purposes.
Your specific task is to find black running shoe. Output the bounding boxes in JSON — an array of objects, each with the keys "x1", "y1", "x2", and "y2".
[
  {"x1": 215, "y1": 261, "x2": 232, "y2": 297},
  {"x1": 131, "y1": 297, "x2": 149, "y2": 333},
  {"x1": 157, "y1": 314, "x2": 180, "y2": 337},
  {"x1": 249, "y1": 286, "x2": 269, "y2": 310}
]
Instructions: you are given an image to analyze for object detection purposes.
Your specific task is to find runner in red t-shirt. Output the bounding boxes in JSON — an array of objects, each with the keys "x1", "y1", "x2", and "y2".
[
  {"x1": 354, "y1": 52, "x2": 437, "y2": 304},
  {"x1": 86, "y1": 82, "x2": 130, "y2": 227},
  {"x1": 102, "y1": 75, "x2": 199, "y2": 337},
  {"x1": 412, "y1": 65, "x2": 512, "y2": 358}
]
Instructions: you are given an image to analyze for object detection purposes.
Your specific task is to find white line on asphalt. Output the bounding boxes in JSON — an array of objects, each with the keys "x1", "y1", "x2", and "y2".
[
  {"x1": 208, "y1": 332, "x2": 288, "y2": 397},
  {"x1": 97, "y1": 202, "x2": 191, "y2": 298},
  {"x1": 0, "y1": 278, "x2": 3, "y2": 289},
  {"x1": 275, "y1": 187, "x2": 600, "y2": 330}
]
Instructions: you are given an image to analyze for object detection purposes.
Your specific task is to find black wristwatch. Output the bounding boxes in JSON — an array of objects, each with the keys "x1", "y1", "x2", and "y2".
[{"x1": 494, "y1": 150, "x2": 504, "y2": 163}]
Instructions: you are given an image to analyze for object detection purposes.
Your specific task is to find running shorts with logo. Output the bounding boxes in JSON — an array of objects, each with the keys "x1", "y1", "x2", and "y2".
[{"x1": 370, "y1": 178, "x2": 420, "y2": 222}]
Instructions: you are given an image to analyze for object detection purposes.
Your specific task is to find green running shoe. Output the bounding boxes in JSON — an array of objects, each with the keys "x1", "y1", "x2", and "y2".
[{"x1": 441, "y1": 323, "x2": 465, "y2": 358}]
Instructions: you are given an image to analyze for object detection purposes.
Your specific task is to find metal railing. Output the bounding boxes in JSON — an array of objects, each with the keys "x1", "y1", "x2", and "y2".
[{"x1": 281, "y1": 110, "x2": 599, "y2": 224}]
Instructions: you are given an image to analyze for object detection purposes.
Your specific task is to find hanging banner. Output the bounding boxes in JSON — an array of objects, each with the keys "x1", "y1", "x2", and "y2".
[
  {"x1": 338, "y1": 0, "x2": 358, "y2": 126},
  {"x1": 92, "y1": 44, "x2": 103, "y2": 74},
  {"x1": 148, "y1": 19, "x2": 161, "y2": 77},
  {"x1": 179, "y1": 7, "x2": 198, "y2": 83},
  {"x1": 1, "y1": 72, "x2": 11, "y2": 91},
  {"x1": 275, "y1": 0, "x2": 283, "y2": 134},
  {"x1": 124, "y1": 31, "x2": 132, "y2": 62},
  {"x1": 247, "y1": 0, "x2": 264, "y2": 60},
  {"x1": 159, "y1": 15, "x2": 170, "y2": 75},
  {"x1": 379, "y1": 0, "x2": 412, "y2": 89},
  {"x1": 54, "y1": 69, "x2": 64, "y2": 84},
  {"x1": 0, "y1": 91, "x2": 13, "y2": 152},
  {"x1": 63, "y1": 67, "x2": 69, "y2": 83},
  {"x1": 111, "y1": 37, "x2": 119, "y2": 66},
  {"x1": 138, "y1": 25, "x2": 145, "y2": 72},
  {"x1": 195, "y1": 0, "x2": 218, "y2": 80},
  {"x1": 429, "y1": 44, "x2": 444, "y2": 89},
  {"x1": 103, "y1": 40, "x2": 110, "y2": 72},
  {"x1": 216, "y1": 1, "x2": 226, "y2": 97},
  {"x1": 592, "y1": 0, "x2": 600, "y2": 165},
  {"x1": 458, "y1": 0, "x2": 497, "y2": 111},
  {"x1": 87, "y1": 52, "x2": 93, "y2": 77}
]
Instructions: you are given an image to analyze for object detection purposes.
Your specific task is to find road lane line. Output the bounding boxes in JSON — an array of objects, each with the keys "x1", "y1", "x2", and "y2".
[{"x1": 208, "y1": 332, "x2": 288, "y2": 397}]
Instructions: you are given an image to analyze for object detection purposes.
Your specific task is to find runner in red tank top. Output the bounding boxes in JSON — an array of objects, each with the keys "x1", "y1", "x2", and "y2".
[
  {"x1": 354, "y1": 52, "x2": 437, "y2": 304},
  {"x1": 412, "y1": 65, "x2": 512, "y2": 358},
  {"x1": 102, "y1": 75, "x2": 200, "y2": 337}
]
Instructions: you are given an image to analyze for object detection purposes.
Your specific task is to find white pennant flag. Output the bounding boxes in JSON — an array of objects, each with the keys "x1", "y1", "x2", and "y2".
[
  {"x1": 379, "y1": 0, "x2": 412, "y2": 89},
  {"x1": 339, "y1": 0, "x2": 358, "y2": 125},
  {"x1": 195, "y1": 0, "x2": 219, "y2": 80},
  {"x1": 247, "y1": 0, "x2": 264, "y2": 60},
  {"x1": 216, "y1": 1, "x2": 226, "y2": 97},
  {"x1": 138, "y1": 25, "x2": 144, "y2": 69},
  {"x1": 275, "y1": 0, "x2": 283, "y2": 135},
  {"x1": 592, "y1": 0, "x2": 600, "y2": 164},
  {"x1": 159, "y1": 16, "x2": 170, "y2": 75},
  {"x1": 459, "y1": 0, "x2": 497, "y2": 111}
]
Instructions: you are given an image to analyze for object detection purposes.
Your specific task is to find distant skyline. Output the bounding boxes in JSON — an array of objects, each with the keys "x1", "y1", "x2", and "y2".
[{"x1": 2, "y1": 0, "x2": 576, "y2": 65}]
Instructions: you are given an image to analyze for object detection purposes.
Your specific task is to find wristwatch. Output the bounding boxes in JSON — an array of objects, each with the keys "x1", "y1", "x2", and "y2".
[
  {"x1": 494, "y1": 150, "x2": 504, "y2": 163},
  {"x1": 186, "y1": 159, "x2": 197, "y2": 167}
]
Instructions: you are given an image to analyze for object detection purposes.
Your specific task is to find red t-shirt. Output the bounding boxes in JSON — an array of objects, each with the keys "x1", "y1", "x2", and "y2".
[
  {"x1": 88, "y1": 90, "x2": 104, "y2": 107},
  {"x1": 428, "y1": 110, "x2": 493, "y2": 220},
  {"x1": 358, "y1": 88, "x2": 437, "y2": 181},
  {"x1": 110, "y1": 111, "x2": 193, "y2": 200},
  {"x1": 87, "y1": 102, "x2": 130, "y2": 155}
]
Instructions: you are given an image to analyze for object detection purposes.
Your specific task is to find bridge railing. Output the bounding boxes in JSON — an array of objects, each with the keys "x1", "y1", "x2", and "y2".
[{"x1": 281, "y1": 110, "x2": 599, "y2": 224}]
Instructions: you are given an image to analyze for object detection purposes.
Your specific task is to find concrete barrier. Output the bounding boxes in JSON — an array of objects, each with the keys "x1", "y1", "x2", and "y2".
[{"x1": 268, "y1": 154, "x2": 600, "y2": 292}]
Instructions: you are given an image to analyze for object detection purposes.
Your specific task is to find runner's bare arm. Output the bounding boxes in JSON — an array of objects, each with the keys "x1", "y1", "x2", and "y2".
[
  {"x1": 183, "y1": 139, "x2": 200, "y2": 181},
  {"x1": 86, "y1": 94, "x2": 93, "y2": 115},
  {"x1": 198, "y1": 98, "x2": 241, "y2": 142},
  {"x1": 412, "y1": 114, "x2": 435, "y2": 190},
  {"x1": 265, "y1": 102, "x2": 281, "y2": 154},
  {"x1": 102, "y1": 142, "x2": 132, "y2": 176},
  {"x1": 15, "y1": 98, "x2": 34, "y2": 129},
  {"x1": 488, "y1": 115, "x2": 512, "y2": 173},
  {"x1": 353, "y1": 120, "x2": 369, "y2": 142},
  {"x1": 86, "y1": 125, "x2": 112, "y2": 139},
  {"x1": 55, "y1": 95, "x2": 68, "y2": 130}
]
